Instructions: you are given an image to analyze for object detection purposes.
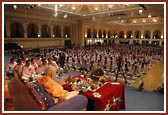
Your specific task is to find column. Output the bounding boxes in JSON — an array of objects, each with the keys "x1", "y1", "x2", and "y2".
[
  {"x1": 77, "y1": 20, "x2": 83, "y2": 47},
  {"x1": 132, "y1": 30, "x2": 135, "y2": 39},
  {"x1": 24, "y1": 22, "x2": 27, "y2": 38},
  {"x1": 161, "y1": 29, "x2": 164, "y2": 39},
  {"x1": 124, "y1": 31, "x2": 127, "y2": 39},
  {"x1": 91, "y1": 28, "x2": 93, "y2": 38},
  {"x1": 50, "y1": 25, "x2": 54, "y2": 38},
  {"x1": 149, "y1": 40, "x2": 152, "y2": 45},
  {"x1": 150, "y1": 30, "x2": 153, "y2": 39},
  {"x1": 129, "y1": 39, "x2": 133, "y2": 44},
  {"x1": 141, "y1": 30, "x2": 144, "y2": 39},
  {"x1": 38, "y1": 24, "x2": 41, "y2": 38},
  {"x1": 159, "y1": 40, "x2": 163, "y2": 46},
  {"x1": 61, "y1": 26, "x2": 64, "y2": 38},
  {"x1": 149, "y1": 30, "x2": 153, "y2": 45},
  {"x1": 84, "y1": 27, "x2": 87, "y2": 38}
]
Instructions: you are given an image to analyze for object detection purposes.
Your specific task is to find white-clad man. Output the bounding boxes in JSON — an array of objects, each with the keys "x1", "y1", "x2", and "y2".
[{"x1": 22, "y1": 60, "x2": 36, "y2": 81}]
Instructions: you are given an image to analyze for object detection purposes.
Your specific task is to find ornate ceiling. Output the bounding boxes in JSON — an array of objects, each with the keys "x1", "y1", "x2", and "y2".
[
  {"x1": 4, "y1": 3, "x2": 164, "y2": 26},
  {"x1": 40, "y1": 4, "x2": 138, "y2": 16}
]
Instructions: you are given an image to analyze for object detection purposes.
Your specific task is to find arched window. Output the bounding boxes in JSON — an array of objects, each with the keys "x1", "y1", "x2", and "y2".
[
  {"x1": 27, "y1": 23, "x2": 38, "y2": 38},
  {"x1": 134, "y1": 31, "x2": 141, "y2": 39},
  {"x1": 108, "y1": 31, "x2": 110, "y2": 38},
  {"x1": 127, "y1": 31, "x2": 132, "y2": 38},
  {"x1": 10, "y1": 22, "x2": 24, "y2": 38},
  {"x1": 144, "y1": 30, "x2": 151, "y2": 39},
  {"x1": 63, "y1": 26, "x2": 70, "y2": 38},
  {"x1": 87, "y1": 29, "x2": 91, "y2": 38},
  {"x1": 53, "y1": 25, "x2": 61, "y2": 37},
  {"x1": 112, "y1": 33, "x2": 117, "y2": 38},
  {"x1": 93, "y1": 29, "x2": 97, "y2": 38},
  {"x1": 119, "y1": 31, "x2": 124, "y2": 38},
  {"x1": 41, "y1": 25, "x2": 51, "y2": 38},
  {"x1": 153, "y1": 30, "x2": 161, "y2": 39}
]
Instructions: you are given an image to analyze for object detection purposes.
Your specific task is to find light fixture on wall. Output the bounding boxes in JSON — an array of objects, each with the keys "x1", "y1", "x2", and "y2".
[
  {"x1": 85, "y1": 34, "x2": 87, "y2": 38},
  {"x1": 38, "y1": 34, "x2": 41, "y2": 38},
  {"x1": 13, "y1": 5, "x2": 17, "y2": 9},
  {"x1": 148, "y1": 14, "x2": 152, "y2": 18}
]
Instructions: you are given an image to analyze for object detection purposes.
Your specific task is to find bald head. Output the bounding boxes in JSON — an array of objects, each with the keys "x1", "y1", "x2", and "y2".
[{"x1": 45, "y1": 66, "x2": 57, "y2": 79}]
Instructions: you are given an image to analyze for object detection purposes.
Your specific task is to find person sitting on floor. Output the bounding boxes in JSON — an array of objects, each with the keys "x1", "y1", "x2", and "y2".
[
  {"x1": 36, "y1": 58, "x2": 49, "y2": 75},
  {"x1": 36, "y1": 66, "x2": 79, "y2": 103},
  {"x1": 13, "y1": 58, "x2": 24, "y2": 79},
  {"x1": 5, "y1": 58, "x2": 17, "y2": 78},
  {"x1": 22, "y1": 60, "x2": 36, "y2": 81}
]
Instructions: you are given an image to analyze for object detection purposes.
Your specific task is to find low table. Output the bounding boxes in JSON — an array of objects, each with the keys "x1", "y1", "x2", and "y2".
[{"x1": 63, "y1": 76, "x2": 125, "y2": 111}]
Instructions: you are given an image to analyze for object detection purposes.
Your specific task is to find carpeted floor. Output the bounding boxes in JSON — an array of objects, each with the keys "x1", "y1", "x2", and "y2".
[{"x1": 124, "y1": 86, "x2": 164, "y2": 111}]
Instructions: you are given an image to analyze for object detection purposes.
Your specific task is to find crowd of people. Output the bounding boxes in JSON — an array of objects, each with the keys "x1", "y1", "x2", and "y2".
[{"x1": 4, "y1": 44, "x2": 164, "y2": 81}]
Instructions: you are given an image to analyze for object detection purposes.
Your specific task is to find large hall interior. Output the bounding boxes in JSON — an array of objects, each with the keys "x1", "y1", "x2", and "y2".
[{"x1": 3, "y1": 3, "x2": 165, "y2": 112}]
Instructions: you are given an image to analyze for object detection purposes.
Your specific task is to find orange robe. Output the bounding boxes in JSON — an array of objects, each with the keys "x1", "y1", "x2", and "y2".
[{"x1": 36, "y1": 76, "x2": 68, "y2": 98}]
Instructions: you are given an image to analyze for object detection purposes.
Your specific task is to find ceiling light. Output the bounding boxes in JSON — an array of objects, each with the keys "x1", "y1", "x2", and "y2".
[
  {"x1": 95, "y1": 7, "x2": 98, "y2": 11},
  {"x1": 133, "y1": 20, "x2": 137, "y2": 23},
  {"x1": 64, "y1": 14, "x2": 68, "y2": 19},
  {"x1": 13, "y1": 5, "x2": 17, "y2": 9},
  {"x1": 59, "y1": 4, "x2": 63, "y2": 7},
  {"x1": 108, "y1": 5, "x2": 112, "y2": 9},
  {"x1": 26, "y1": 6, "x2": 30, "y2": 9},
  {"x1": 72, "y1": 7, "x2": 76, "y2": 10},
  {"x1": 54, "y1": 12, "x2": 58, "y2": 17},
  {"x1": 139, "y1": 9, "x2": 143, "y2": 15}
]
